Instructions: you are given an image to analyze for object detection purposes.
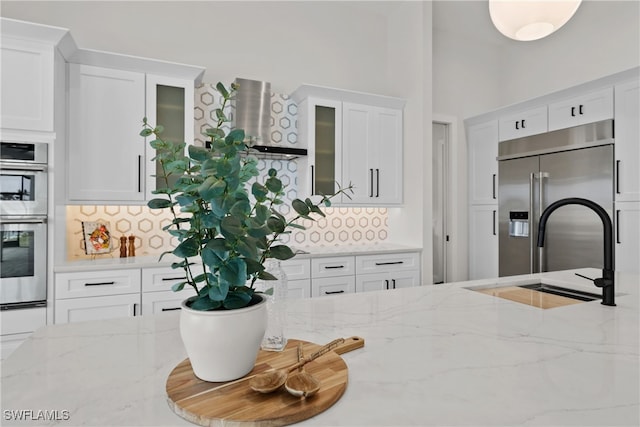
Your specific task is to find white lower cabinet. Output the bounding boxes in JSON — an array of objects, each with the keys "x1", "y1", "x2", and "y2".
[
  {"x1": 0, "y1": 307, "x2": 47, "y2": 360},
  {"x1": 142, "y1": 290, "x2": 188, "y2": 315},
  {"x1": 312, "y1": 276, "x2": 356, "y2": 297},
  {"x1": 615, "y1": 202, "x2": 640, "y2": 274},
  {"x1": 141, "y1": 266, "x2": 202, "y2": 314},
  {"x1": 468, "y1": 204, "x2": 499, "y2": 280},
  {"x1": 355, "y1": 252, "x2": 420, "y2": 292},
  {"x1": 54, "y1": 269, "x2": 141, "y2": 324},
  {"x1": 1, "y1": 332, "x2": 32, "y2": 360},
  {"x1": 54, "y1": 294, "x2": 140, "y2": 324},
  {"x1": 281, "y1": 258, "x2": 311, "y2": 299}
]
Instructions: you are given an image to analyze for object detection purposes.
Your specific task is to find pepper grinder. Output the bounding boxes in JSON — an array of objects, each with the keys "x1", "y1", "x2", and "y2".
[
  {"x1": 119, "y1": 236, "x2": 127, "y2": 258},
  {"x1": 128, "y1": 235, "x2": 136, "y2": 257}
]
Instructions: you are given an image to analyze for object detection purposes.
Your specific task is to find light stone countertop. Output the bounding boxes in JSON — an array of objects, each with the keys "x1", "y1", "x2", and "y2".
[
  {"x1": 54, "y1": 243, "x2": 422, "y2": 273},
  {"x1": 1, "y1": 268, "x2": 638, "y2": 426}
]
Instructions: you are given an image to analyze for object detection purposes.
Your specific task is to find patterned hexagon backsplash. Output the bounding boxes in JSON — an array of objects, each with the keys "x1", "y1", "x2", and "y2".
[{"x1": 65, "y1": 84, "x2": 388, "y2": 260}]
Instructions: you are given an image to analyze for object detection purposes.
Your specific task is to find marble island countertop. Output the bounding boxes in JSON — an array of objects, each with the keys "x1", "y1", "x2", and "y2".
[
  {"x1": 2, "y1": 268, "x2": 638, "y2": 426},
  {"x1": 54, "y1": 243, "x2": 422, "y2": 273}
]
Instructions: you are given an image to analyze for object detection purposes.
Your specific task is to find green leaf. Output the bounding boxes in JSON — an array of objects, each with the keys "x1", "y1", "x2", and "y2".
[
  {"x1": 202, "y1": 247, "x2": 224, "y2": 269},
  {"x1": 248, "y1": 225, "x2": 270, "y2": 238},
  {"x1": 265, "y1": 176, "x2": 282, "y2": 193},
  {"x1": 220, "y1": 258, "x2": 247, "y2": 286},
  {"x1": 207, "y1": 238, "x2": 229, "y2": 258},
  {"x1": 251, "y1": 182, "x2": 269, "y2": 201},
  {"x1": 190, "y1": 296, "x2": 222, "y2": 311},
  {"x1": 258, "y1": 270, "x2": 278, "y2": 281},
  {"x1": 140, "y1": 128, "x2": 153, "y2": 137},
  {"x1": 147, "y1": 198, "x2": 173, "y2": 209},
  {"x1": 188, "y1": 145, "x2": 211, "y2": 162},
  {"x1": 216, "y1": 82, "x2": 229, "y2": 98},
  {"x1": 268, "y1": 168, "x2": 277, "y2": 177},
  {"x1": 221, "y1": 216, "x2": 244, "y2": 238},
  {"x1": 269, "y1": 245, "x2": 295, "y2": 260},
  {"x1": 255, "y1": 204, "x2": 270, "y2": 222},
  {"x1": 223, "y1": 292, "x2": 252, "y2": 309},
  {"x1": 266, "y1": 216, "x2": 286, "y2": 233},
  {"x1": 236, "y1": 238, "x2": 257, "y2": 259},
  {"x1": 244, "y1": 258, "x2": 264, "y2": 275},
  {"x1": 173, "y1": 237, "x2": 199, "y2": 258},
  {"x1": 209, "y1": 281, "x2": 229, "y2": 301},
  {"x1": 226, "y1": 128, "x2": 245, "y2": 144},
  {"x1": 171, "y1": 281, "x2": 187, "y2": 292},
  {"x1": 292, "y1": 199, "x2": 310, "y2": 216},
  {"x1": 230, "y1": 200, "x2": 251, "y2": 217}
]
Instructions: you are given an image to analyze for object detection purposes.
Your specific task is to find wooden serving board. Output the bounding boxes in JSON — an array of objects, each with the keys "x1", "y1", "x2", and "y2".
[{"x1": 166, "y1": 337, "x2": 364, "y2": 427}]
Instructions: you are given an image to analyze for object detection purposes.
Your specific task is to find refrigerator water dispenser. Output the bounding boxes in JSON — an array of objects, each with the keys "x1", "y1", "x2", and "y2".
[{"x1": 509, "y1": 211, "x2": 529, "y2": 237}]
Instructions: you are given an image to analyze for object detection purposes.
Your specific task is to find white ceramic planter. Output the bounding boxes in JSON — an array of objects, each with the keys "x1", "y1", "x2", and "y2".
[{"x1": 179, "y1": 295, "x2": 267, "y2": 382}]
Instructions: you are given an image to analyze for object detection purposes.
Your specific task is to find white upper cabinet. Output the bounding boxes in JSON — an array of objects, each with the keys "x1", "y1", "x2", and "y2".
[
  {"x1": 342, "y1": 103, "x2": 403, "y2": 205},
  {"x1": 144, "y1": 74, "x2": 195, "y2": 201},
  {"x1": 467, "y1": 120, "x2": 499, "y2": 205},
  {"x1": 547, "y1": 87, "x2": 613, "y2": 131},
  {"x1": 498, "y1": 105, "x2": 547, "y2": 141},
  {"x1": 68, "y1": 64, "x2": 146, "y2": 202},
  {"x1": 614, "y1": 78, "x2": 640, "y2": 202},
  {"x1": 0, "y1": 18, "x2": 69, "y2": 134},
  {"x1": 66, "y1": 50, "x2": 204, "y2": 204},
  {"x1": 291, "y1": 85, "x2": 405, "y2": 206}
]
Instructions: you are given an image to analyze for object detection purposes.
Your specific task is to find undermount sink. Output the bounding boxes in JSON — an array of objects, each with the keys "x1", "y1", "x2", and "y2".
[{"x1": 467, "y1": 282, "x2": 602, "y2": 309}]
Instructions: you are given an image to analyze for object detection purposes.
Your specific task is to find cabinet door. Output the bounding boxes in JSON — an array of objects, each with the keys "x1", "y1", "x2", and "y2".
[
  {"x1": 467, "y1": 120, "x2": 499, "y2": 204},
  {"x1": 469, "y1": 204, "x2": 498, "y2": 280},
  {"x1": 297, "y1": 98, "x2": 342, "y2": 199},
  {"x1": 287, "y1": 279, "x2": 311, "y2": 299},
  {"x1": 615, "y1": 202, "x2": 640, "y2": 274},
  {"x1": 372, "y1": 107, "x2": 403, "y2": 204},
  {"x1": 342, "y1": 103, "x2": 403, "y2": 205},
  {"x1": 55, "y1": 294, "x2": 140, "y2": 324},
  {"x1": 0, "y1": 37, "x2": 54, "y2": 132},
  {"x1": 355, "y1": 273, "x2": 388, "y2": 293},
  {"x1": 498, "y1": 106, "x2": 547, "y2": 141},
  {"x1": 355, "y1": 252, "x2": 420, "y2": 275},
  {"x1": 145, "y1": 75, "x2": 194, "y2": 201},
  {"x1": 68, "y1": 64, "x2": 146, "y2": 202},
  {"x1": 56, "y1": 269, "x2": 141, "y2": 299},
  {"x1": 311, "y1": 276, "x2": 355, "y2": 297},
  {"x1": 389, "y1": 270, "x2": 421, "y2": 289},
  {"x1": 342, "y1": 102, "x2": 374, "y2": 204},
  {"x1": 311, "y1": 256, "x2": 355, "y2": 278},
  {"x1": 614, "y1": 79, "x2": 640, "y2": 202},
  {"x1": 548, "y1": 87, "x2": 613, "y2": 131}
]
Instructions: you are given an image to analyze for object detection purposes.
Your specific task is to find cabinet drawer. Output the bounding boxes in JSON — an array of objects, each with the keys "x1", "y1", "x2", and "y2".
[
  {"x1": 280, "y1": 258, "x2": 311, "y2": 281},
  {"x1": 311, "y1": 276, "x2": 355, "y2": 297},
  {"x1": 356, "y1": 252, "x2": 420, "y2": 274},
  {"x1": 142, "y1": 289, "x2": 191, "y2": 315},
  {"x1": 548, "y1": 87, "x2": 613, "y2": 131},
  {"x1": 311, "y1": 256, "x2": 355, "y2": 278},
  {"x1": 54, "y1": 294, "x2": 140, "y2": 324},
  {"x1": 56, "y1": 269, "x2": 141, "y2": 299},
  {"x1": 141, "y1": 266, "x2": 204, "y2": 293},
  {"x1": 498, "y1": 106, "x2": 547, "y2": 141}
]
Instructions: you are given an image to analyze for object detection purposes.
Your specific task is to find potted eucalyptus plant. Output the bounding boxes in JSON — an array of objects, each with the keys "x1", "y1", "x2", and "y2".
[{"x1": 140, "y1": 82, "x2": 351, "y2": 382}]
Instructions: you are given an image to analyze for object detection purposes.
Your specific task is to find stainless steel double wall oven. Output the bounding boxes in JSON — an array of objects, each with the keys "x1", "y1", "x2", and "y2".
[{"x1": 0, "y1": 142, "x2": 48, "y2": 309}]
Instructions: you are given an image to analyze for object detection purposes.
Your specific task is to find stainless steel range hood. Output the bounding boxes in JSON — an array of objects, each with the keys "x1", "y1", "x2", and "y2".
[{"x1": 231, "y1": 77, "x2": 307, "y2": 160}]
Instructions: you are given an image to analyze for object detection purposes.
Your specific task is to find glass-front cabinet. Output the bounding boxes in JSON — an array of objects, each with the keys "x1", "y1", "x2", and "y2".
[
  {"x1": 144, "y1": 75, "x2": 194, "y2": 201},
  {"x1": 295, "y1": 97, "x2": 343, "y2": 201}
]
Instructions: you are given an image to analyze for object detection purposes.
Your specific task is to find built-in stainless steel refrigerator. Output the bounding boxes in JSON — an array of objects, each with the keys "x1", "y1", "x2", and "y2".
[{"x1": 498, "y1": 120, "x2": 614, "y2": 277}]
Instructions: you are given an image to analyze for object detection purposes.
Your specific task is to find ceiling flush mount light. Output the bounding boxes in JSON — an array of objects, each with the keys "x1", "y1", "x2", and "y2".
[{"x1": 489, "y1": 0, "x2": 583, "y2": 41}]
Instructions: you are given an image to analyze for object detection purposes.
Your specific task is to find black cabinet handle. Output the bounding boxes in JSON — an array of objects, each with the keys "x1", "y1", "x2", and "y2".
[
  {"x1": 138, "y1": 155, "x2": 142, "y2": 193},
  {"x1": 385, "y1": 279, "x2": 389, "y2": 290},
  {"x1": 616, "y1": 210, "x2": 621, "y2": 244},
  {"x1": 310, "y1": 165, "x2": 315, "y2": 195},
  {"x1": 521, "y1": 119, "x2": 525, "y2": 128},
  {"x1": 492, "y1": 210, "x2": 497, "y2": 236},
  {"x1": 162, "y1": 277, "x2": 186, "y2": 281},
  {"x1": 133, "y1": 303, "x2": 138, "y2": 316},
  {"x1": 376, "y1": 169, "x2": 380, "y2": 197},
  {"x1": 161, "y1": 307, "x2": 181, "y2": 312},
  {"x1": 515, "y1": 121, "x2": 519, "y2": 130},
  {"x1": 324, "y1": 290, "x2": 345, "y2": 295},
  {"x1": 84, "y1": 281, "x2": 115, "y2": 286},
  {"x1": 579, "y1": 104, "x2": 584, "y2": 115},
  {"x1": 324, "y1": 265, "x2": 345, "y2": 269},
  {"x1": 369, "y1": 169, "x2": 374, "y2": 197},
  {"x1": 392, "y1": 279, "x2": 396, "y2": 289},
  {"x1": 571, "y1": 106, "x2": 576, "y2": 117},
  {"x1": 616, "y1": 160, "x2": 621, "y2": 194},
  {"x1": 375, "y1": 261, "x2": 404, "y2": 266},
  {"x1": 492, "y1": 174, "x2": 496, "y2": 199}
]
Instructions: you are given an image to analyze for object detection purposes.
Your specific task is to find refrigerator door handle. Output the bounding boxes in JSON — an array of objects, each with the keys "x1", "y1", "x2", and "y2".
[
  {"x1": 538, "y1": 172, "x2": 549, "y2": 272},
  {"x1": 529, "y1": 172, "x2": 535, "y2": 273}
]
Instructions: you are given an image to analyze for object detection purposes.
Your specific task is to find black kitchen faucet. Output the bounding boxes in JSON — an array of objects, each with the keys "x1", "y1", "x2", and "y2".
[{"x1": 537, "y1": 197, "x2": 616, "y2": 306}]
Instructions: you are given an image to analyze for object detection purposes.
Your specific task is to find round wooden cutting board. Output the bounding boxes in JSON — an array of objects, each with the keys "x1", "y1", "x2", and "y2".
[{"x1": 166, "y1": 338, "x2": 362, "y2": 427}]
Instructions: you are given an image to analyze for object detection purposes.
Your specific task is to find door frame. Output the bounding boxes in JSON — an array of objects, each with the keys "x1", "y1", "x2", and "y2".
[{"x1": 432, "y1": 114, "x2": 461, "y2": 283}]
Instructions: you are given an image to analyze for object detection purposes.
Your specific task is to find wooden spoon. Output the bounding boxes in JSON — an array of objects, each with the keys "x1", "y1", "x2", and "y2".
[
  {"x1": 285, "y1": 343, "x2": 320, "y2": 398},
  {"x1": 249, "y1": 338, "x2": 345, "y2": 393}
]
